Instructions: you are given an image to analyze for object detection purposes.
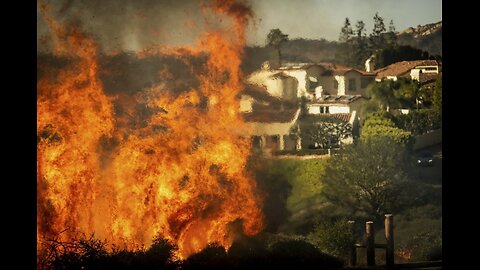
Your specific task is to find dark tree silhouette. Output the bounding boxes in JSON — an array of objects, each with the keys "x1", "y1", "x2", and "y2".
[{"x1": 266, "y1": 28, "x2": 289, "y2": 67}]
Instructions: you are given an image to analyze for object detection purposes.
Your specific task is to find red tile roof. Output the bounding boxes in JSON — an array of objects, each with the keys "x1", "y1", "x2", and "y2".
[
  {"x1": 310, "y1": 95, "x2": 365, "y2": 105},
  {"x1": 375, "y1": 60, "x2": 439, "y2": 79},
  {"x1": 316, "y1": 113, "x2": 352, "y2": 123}
]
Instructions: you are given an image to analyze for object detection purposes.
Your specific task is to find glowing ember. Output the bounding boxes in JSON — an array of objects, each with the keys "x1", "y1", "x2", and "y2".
[{"x1": 37, "y1": 0, "x2": 264, "y2": 261}]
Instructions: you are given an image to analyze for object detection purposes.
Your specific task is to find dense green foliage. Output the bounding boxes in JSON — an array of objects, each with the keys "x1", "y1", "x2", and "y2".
[
  {"x1": 433, "y1": 75, "x2": 442, "y2": 114},
  {"x1": 360, "y1": 112, "x2": 413, "y2": 145},
  {"x1": 393, "y1": 109, "x2": 441, "y2": 135},
  {"x1": 366, "y1": 77, "x2": 420, "y2": 110}
]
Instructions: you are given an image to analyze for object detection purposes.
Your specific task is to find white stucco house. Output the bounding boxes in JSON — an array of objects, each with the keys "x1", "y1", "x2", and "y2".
[
  {"x1": 238, "y1": 84, "x2": 301, "y2": 153},
  {"x1": 246, "y1": 62, "x2": 375, "y2": 101}
]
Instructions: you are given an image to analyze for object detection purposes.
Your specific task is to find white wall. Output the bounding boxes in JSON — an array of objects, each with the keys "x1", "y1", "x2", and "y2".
[
  {"x1": 334, "y1": 75, "x2": 346, "y2": 95},
  {"x1": 410, "y1": 69, "x2": 421, "y2": 81},
  {"x1": 307, "y1": 105, "x2": 321, "y2": 114},
  {"x1": 265, "y1": 79, "x2": 284, "y2": 98},
  {"x1": 307, "y1": 104, "x2": 350, "y2": 114},
  {"x1": 282, "y1": 70, "x2": 308, "y2": 97},
  {"x1": 329, "y1": 105, "x2": 350, "y2": 114},
  {"x1": 239, "y1": 95, "x2": 253, "y2": 112}
]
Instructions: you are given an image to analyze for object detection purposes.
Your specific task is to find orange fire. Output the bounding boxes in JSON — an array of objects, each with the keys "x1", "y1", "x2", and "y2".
[{"x1": 37, "y1": 0, "x2": 264, "y2": 261}]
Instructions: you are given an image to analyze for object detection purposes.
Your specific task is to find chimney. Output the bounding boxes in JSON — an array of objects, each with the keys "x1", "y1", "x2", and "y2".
[{"x1": 365, "y1": 56, "x2": 375, "y2": 72}]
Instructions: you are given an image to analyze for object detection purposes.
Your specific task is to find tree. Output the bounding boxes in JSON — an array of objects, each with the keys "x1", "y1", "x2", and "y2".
[
  {"x1": 339, "y1": 18, "x2": 353, "y2": 42},
  {"x1": 393, "y1": 78, "x2": 420, "y2": 108},
  {"x1": 300, "y1": 116, "x2": 352, "y2": 149},
  {"x1": 369, "y1": 12, "x2": 387, "y2": 52},
  {"x1": 366, "y1": 78, "x2": 420, "y2": 110},
  {"x1": 386, "y1": 19, "x2": 397, "y2": 47},
  {"x1": 352, "y1": 20, "x2": 370, "y2": 68},
  {"x1": 266, "y1": 28, "x2": 289, "y2": 68},
  {"x1": 366, "y1": 80, "x2": 399, "y2": 110},
  {"x1": 433, "y1": 75, "x2": 442, "y2": 114},
  {"x1": 321, "y1": 137, "x2": 410, "y2": 221},
  {"x1": 336, "y1": 18, "x2": 354, "y2": 66}
]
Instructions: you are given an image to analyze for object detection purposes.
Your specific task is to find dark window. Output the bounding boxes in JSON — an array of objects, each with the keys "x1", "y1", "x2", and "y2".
[
  {"x1": 325, "y1": 106, "x2": 329, "y2": 114},
  {"x1": 361, "y1": 77, "x2": 373, "y2": 88},
  {"x1": 320, "y1": 107, "x2": 324, "y2": 114},
  {"x1": 348, "y1": 78, "x2": 356, "y2": 91}
]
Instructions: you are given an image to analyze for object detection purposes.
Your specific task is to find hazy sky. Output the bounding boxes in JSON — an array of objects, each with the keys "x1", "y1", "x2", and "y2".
[
  {"x1": 247, "y1": 0, "x2": 442, "y2": 45},
  {"x1": 37, "y1": 0, "x2": 442, "y2": 52}
]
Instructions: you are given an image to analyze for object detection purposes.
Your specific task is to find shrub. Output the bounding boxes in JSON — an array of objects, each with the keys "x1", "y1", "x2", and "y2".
[
  {"x1": 267, "y1": 239, "x2": 343, "y2": 269},
  {"x1": 308, "y1": 220, "x2": 354, "y2": 260},
  {"x1": 394, "y1": 216, "x2": 442, "y2": 262},
  {"x1": 182, "y1": 243, "x2": 229, "y2": 270}
]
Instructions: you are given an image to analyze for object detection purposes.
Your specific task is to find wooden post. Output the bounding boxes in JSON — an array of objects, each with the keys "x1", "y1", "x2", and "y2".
[
  {"x1": 348, "y1": 220, "x2": 357, "y2": 266},
  {"x1": 385, "y1": 214, "x2": 394, "y2": 267},
  {"x1": 366, "y1": 221, "x2": 375, "y2": 266}
]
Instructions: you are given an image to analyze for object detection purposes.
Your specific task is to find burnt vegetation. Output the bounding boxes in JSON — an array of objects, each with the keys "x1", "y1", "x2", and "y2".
[{"x1": 39, "y1": 234, "x2": 343, "y2": 270}]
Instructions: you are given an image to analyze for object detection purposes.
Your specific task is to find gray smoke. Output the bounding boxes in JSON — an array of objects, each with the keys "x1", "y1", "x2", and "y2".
[{"x1": 37, "y1": 0, "x2": 231, "y2": 53}]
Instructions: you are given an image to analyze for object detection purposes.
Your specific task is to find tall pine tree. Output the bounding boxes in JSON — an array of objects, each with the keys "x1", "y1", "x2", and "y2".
[
  {"x1": 336, "y1": 18, "x2": 354, "y2": 66},
  {"x1": 386, "y1": 19, "x2": 397, "y2": 47},
  {"x1": 353, "y1": 20, "x2": 371, "y2": 69},
  {"x1": 370, "y1": 12, "x2": 387, "y2": 52}
]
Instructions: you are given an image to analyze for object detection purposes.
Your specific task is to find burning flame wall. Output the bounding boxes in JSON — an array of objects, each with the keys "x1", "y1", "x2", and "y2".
[{"x1": 37, "y1": 0, "x2": 264, "y2": 259}]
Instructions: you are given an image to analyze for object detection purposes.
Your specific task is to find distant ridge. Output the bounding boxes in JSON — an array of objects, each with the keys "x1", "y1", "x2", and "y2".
[{"x1": 397, "y1": 21, "x2": 442, "y2": 56}]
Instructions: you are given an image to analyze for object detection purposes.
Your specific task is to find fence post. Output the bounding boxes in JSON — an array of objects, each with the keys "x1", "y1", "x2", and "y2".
[
  {"x1": 385, "y1": 214, "x2": 394, "y2": 268},
  {"x1": 366, "y1": 221, "x2": 375, "y2": 266},
  {"x1": 348, "y1": 220, "x2": 356, "y2": 266}
]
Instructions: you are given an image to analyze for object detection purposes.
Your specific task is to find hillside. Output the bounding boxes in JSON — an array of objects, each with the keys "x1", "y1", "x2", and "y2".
[
  {"x1": 243, "y1": 21, "x2": 442, "y2": 73},
  {"x1": 397, "y1": 21, "x2": 442, "y2": 56}
]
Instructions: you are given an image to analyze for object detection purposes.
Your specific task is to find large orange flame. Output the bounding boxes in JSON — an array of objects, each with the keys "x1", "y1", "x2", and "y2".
[{"x1": 37, "y1": 0, "x2": 264, "y2": 261}]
